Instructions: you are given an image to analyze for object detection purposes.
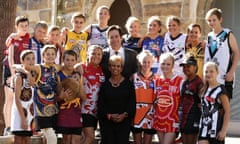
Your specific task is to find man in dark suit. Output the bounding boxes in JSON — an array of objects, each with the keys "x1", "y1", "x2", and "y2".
[{"x1": 101, "y1": 25, "x2": 138, "y2": 79}]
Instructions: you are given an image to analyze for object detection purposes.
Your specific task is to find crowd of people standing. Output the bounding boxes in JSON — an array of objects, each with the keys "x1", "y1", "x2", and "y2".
[{"x1": 1, "y1": 5, "x2": 239, "y2": 144}]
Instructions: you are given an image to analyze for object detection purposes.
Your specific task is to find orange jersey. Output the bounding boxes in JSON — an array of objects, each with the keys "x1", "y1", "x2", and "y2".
[
  {"x1": 153, "y1": 75, "x2": 183, "y2": 132},
  {"x1": 133, "y1": 73, "x2": 156, "y2": 129}
]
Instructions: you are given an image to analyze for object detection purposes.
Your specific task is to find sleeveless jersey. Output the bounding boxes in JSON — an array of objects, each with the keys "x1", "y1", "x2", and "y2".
[
  {"x1": 199, "y1": 85, "x2": 227, "y2": 138},
  {"x1": 204, "y1": 29, "x2": 232, "y2": 84},
  {"x1": 180, "y1": 76, "x2": 202, "y2": 131},
  {"x1": 153, "y1": 75, "x2": 183, "y2": 132},
  {"x1": 186, "y1": 43, "x2": 204, "y2": 79},
  {"x1": 65, "y1": 31, "x2": 88, "y2": 63},
  {"x1": 133, "y1": 72, "x2": 155, "y2": 129},
  {"x1": 57, "y1": 71, "x2": 82, "y2": 128},
  {"x1": 29, "y1": 37, "x2": 44, "y2": 64},
  {"x1": 142, "y1": 35, "x2": 164, "y2": 73},
  {"x1": 163, "y1": 32, "x2": 187, "y2": 76},
  {"x1": 11, "y1": 33, "x2": 30, "y2": 64},
  {"x1": 88, "y1": 24, "x2": 109, "y2": 49},
  {"x1": 34, "y1": 64, "x2": 58, "y2": 117},
  {"x1": 81, "y1": 64, "x2": 105, "y2": 117},
  {"x1": 122, "y1": 34, "x2": 142, "y2": 53},
  {"x1": 11, "y1": 73, "x2": 34, "y2": 133}
]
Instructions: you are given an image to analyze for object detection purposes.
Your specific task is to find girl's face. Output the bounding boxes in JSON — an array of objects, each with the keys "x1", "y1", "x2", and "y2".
[
  {"x1": 160, "y1": 57, "x2": 174, "y2": 74},
  {"x1": 206, "y1": 14, "x2": 222, "y2": 30},
  {"x1": 72, "y1": 17, "x2": 85, "y2": 32},
  {"x1": 16, "y1": 21, "x2": 29, "y2": 36},
  {"x1": 97, "y1": 8, "x2": 110, "y2": 23},
  {"x1": 42, "y1": 48, "x2": 56, "y2": 64},
  {"x1": 167, "y1": 20, "x2": 180, "y2": 36},
  {"x1": 109, "y1": 60, "x2": 123, "y2": 76},
  {"x1": 63, "y1": 54, "x2": 77, "y2": 71},
  {"x1": 183, "y1": 65, "x2": 196, "y2": 77},
  {"x1": 48, "y1": 30, "x2": 60, "y2": 44},
  {"x1": 148, "y1": 20, "x2": 161, "y2": 35},
  {"x1": 88, "y1": 48, "x2": 103, "y2": 65},
  {"x1": 128, "y1": 21, "x2": 140, "y2": 37},
  {"x1": 188, "y1": 27, "x2": 201, "y2": 42},
  {"x1": 204, "y1": 65, "x2": 218, "y2": 83},
  {"x1": 22, "y1": 53, "x2": 35, "y2": 67},
  {"x1": 141, "y1": 56, "x2": 153, "y2": 73}
]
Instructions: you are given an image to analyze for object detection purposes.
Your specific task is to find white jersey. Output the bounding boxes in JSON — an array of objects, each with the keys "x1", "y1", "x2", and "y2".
[
  {"x1": 11, "y1": 73, "x2": 34, "y2": 132},
  {"x1": 88, "y1": 24, "x2": 109, "y2": 49},
  {"x1": 204, "y1": 29, "x2": 232, "y2": 84},
  {"x1": 162, "y1": 32, "x2": 186, "y2": 76}
]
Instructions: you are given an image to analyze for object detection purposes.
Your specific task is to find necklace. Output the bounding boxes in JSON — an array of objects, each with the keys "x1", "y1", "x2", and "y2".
[{"x1": 109, "y1": 76, "x2": 124, "y2": 87}]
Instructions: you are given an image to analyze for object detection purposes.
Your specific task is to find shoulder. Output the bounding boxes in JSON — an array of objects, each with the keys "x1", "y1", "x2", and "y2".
[{"x1": 124, "y1": 48, "x2": 137, "y2": 55}]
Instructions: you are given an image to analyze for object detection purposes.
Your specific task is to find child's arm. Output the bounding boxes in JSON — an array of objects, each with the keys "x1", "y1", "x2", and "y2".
[
  {"x1": 217, "y1": 94, "x2": 230, "y2": 141},
  {"x1": 79, "y1": 76, "x2": 86, "y2": 102},
  {"x1": 13, "y1": 75, "x2": 28, "y2": 129},
  {"x1": 83, "y1": 24, "x2": 91, "y2": 34},
  {"x1": 5, "y1": 33, "x2": 20, "y2": 48},
  {"x1": 8, "y1": 44, "x2": 15, "y2": 75}
]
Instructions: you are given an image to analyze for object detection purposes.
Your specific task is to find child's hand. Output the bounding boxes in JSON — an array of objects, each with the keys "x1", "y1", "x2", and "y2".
[
  {"x1": 59, "y1": 88, "x2": 72, "y2": 100},
  {"x1": 21, "y1": 118, "x2": 28, "y2": 130},
  {"x1": 10, "y1": 33, "x2": 21, "y2": 40},
  {"x1": 216, "y1": 130, "x2": 226, "y2": 141}
]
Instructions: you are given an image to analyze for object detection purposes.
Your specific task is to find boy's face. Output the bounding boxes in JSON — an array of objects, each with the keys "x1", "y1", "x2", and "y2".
[
  {"x1": 16, "y1": 21, "x2": 29, "y2": 36},
  {"x1": 71, "y1": 73, "x2": 81, "y2": 82},
  {"x1": 63, "y1": 54, "x2": 77, "y2": 71},
  {"x1": 22, "y1": 53, "x2": 35, "y2": 67},
  {"x1": 72, "y1": 17, "x2": 85, "y2": 32},
  {"x1": 48, "y1": 30, "x2": 60, "y2": 44},
  {"x1": 34, "y1": 27, "x2": 47, "y2": 42},
  {"x1": 42, "y1": 48, "x2": 56, "y2": 64}
]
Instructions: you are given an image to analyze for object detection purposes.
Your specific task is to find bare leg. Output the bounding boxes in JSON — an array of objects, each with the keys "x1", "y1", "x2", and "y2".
[
  {"x1": 82, "y1": 127, "x2": 95, "y2": 144},
  {"x1": 182, "y1": 133, "x2": 198, "y2": 144},
  {"x1": 62, "y1": 134, "x2": 71, "y2": 144},
  {"x1": 143, "y1": 133, "x2": 153, "y2": 144},
  {"x1": 71, "y1": 134, "x2": 81, "y2": 144},
  {"x1": 3, "y1": 86, "x2": 13, "y2": 130},
  {"x1": 133, "y1": 133, "x2": 142, "y2": 144}
]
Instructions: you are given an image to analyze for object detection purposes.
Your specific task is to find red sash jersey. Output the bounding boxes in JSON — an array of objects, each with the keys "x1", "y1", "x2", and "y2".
[
  {"x1": 153, "y1": 75, "x2": 183, "y2": 132},
  {"x1": 6, "y1": 33, "x2": 30, "y2": 64}
]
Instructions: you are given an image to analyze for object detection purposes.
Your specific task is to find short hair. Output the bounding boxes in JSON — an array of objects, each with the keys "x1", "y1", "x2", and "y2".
[
  {"x1": 41, "y1": 44, "x2": 57, "y2": 56},
  {"x1": 71, "y1": 13, "x2": 86, "y2": 22},
  {"x1": 125, "y1": 16, "x2": 140, "y2": 30},
  {"x1": 20, "y1": 50, "x2": 34, "y2": 62},
  {"x1": 109, "y1": 55, "x2": 123, "y2": 67},
  {"x1": 34, "y1": 21, "x2": 48, "y2": 30},
  {"x1": 187, "y1": 23, "x2": 202, "y2": 33},
  {"x1": 48, "y1": 25, "x2": 60, "y2": 34},
  {"x1": 166, "y1": 15, "x2": 181, "y2": 26},
  {"x1": 15, "y1": 15, "x2": 29, "y2": 26},
  {"x1": 205, "y1": 8, "x2": 222, "y2": 20},
  {"x1": 63, "y1": 50, "x2": 78, "y2": 61},
  {"x1": 106, "y1": 25, "x2": 123, "y2": 37}
]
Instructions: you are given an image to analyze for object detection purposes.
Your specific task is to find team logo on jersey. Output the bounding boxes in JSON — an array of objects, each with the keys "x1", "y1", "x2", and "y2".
[
  {"x1": 156, "y1": 94, "x2": 173, "y2": 107},
  {"x1": 69, "y1": 39, "x2": 76, "y2": 44}
]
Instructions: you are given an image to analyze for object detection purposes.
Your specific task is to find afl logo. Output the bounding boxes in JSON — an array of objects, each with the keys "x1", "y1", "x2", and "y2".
[{"x1": 157, "y1": 95, "x2": 173, "y2": 107}]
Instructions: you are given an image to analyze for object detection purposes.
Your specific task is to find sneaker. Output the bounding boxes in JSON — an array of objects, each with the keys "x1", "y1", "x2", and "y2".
[
  {"x1": 3, "y1": 127, "x2": 11, "y2": 136},
  {"x1": 175, "y1": 135, "x2": 182, "y2": 143}
]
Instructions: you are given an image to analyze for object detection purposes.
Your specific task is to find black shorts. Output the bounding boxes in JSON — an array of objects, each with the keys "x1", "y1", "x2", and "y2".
[
  {"x1": 180, "y1": 115, "x2": 200, "y2": 134},
  {"x1": 225, "y1": 81, "x2": 233, "y2": 99},
  {"x1": 82, "y1": 114, "x2": 97, "y2": 129},
  {"x1": 198, "y1": 136, "x2": 225, "y2": 144},
  {"x1": 56, "y1": 127, "x2": 82, "y2": 135},
  {"x1": 2, "y1": 64, "x2": 11, "y2": 87},
  {"x1": 131, "y1": 127, "x2": 156, "y2": 135},
  {"x1": 34, "y1": 115, "x2": 57, "y2": 131},
  {"x1": 12, "y1": 130, "x2": 33, "y2": 136}
]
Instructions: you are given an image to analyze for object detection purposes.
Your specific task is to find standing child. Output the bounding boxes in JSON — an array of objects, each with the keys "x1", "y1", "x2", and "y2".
[
  {"x1": 56, "y1": 50, "x2": 86, "y2": 144},
  {"x1": 179, "y1": 54, "x2": 203, "y2": 144},
  {"x1": 11, "y1": 50, "x2": 35, "y2": 144},
  {"x1": 122, "y1": 16, "x2": 142, "y2": 53},
  {"x1": 132, "y1": 50, "x2": 156, "y2": 144},
  {"x1": 198, "y1": 62, "x2": 230, "y2": 144},
  {"x1": 3, "y1": 15, "x2": 30, "y2": 135},
  {"x1": 19, "y1": 45, "x2": 60, "y2": 144},
  {"x1": 80, "y1": 45, "x2": 105, "y2": 144},
  {"x1": 64, "y1": 13, "x2": 88, "y2": 63},
  {"x1": 141, "y1": 16, "x2": 164, "y2": 74},
  {"x1": 84, "y1": 5, "x2": 110, "y2": 49}
]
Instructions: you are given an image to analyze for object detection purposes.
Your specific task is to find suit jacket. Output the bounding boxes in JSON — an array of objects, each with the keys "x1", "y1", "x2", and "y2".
[{"x1": 101, "y1": 47, "x2": 138, "y2": 79}]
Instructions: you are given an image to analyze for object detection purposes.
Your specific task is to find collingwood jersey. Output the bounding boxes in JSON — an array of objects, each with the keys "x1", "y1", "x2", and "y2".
[
  {"x1": 88, "y1": 24, "x2": 109, "y2": 49},
  {"x1": 204, "y1": 29, "x2": 232, "y2": 85},
  {"x1": 163, "y1": 32, "x2": 187, "y2": 76}
]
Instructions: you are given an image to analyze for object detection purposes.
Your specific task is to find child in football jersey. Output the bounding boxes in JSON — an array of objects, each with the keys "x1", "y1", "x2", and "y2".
[
  {"x1": 11, "y1": 50, "x2": 35, "y2": 144},
  {"x1": 198, "y1": 62, "x2": 230, "y2": 144},
  {"x1": 84, "y1": 5, "x2": 110, "y2": 49},
  {"x1": 63, "y1": 13, "x2": 88, "y2": 63}
]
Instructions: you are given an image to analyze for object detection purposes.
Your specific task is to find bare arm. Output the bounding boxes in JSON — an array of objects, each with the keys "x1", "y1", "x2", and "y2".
[
  {"x1": 8, "y1": 44, "x2": 15, "y2": 75},
  {"x1": 217, "y1": 94, "x2": 230, "y2": 141},
  {"x1": 83, "y1": 24, "x2": 91, "y2": 33},
  {"x1": 225, "y1": 33, "x2": 240, "y2": 81}
]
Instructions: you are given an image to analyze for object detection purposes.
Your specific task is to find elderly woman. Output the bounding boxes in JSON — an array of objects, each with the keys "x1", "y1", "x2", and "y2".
[{"x1": 97, "y1": 55, "x2": 136, "y2": 144}]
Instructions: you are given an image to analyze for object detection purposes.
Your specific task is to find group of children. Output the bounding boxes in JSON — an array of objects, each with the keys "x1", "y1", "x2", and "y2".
[{"x1": 1, "y1": 4, "x2": 239, "y2": 144}]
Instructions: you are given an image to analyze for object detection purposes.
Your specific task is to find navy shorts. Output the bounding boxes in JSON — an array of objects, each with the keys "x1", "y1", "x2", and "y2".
[
  {"x1": 82, "y1": 114, "x2": 98, "y2": 129},
  {"x1": 2, "y1": 64, "x2": 11, "y2": 87},
  {"x1": 131, "y1": 127, "x2": 156, "y2": 135}
]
